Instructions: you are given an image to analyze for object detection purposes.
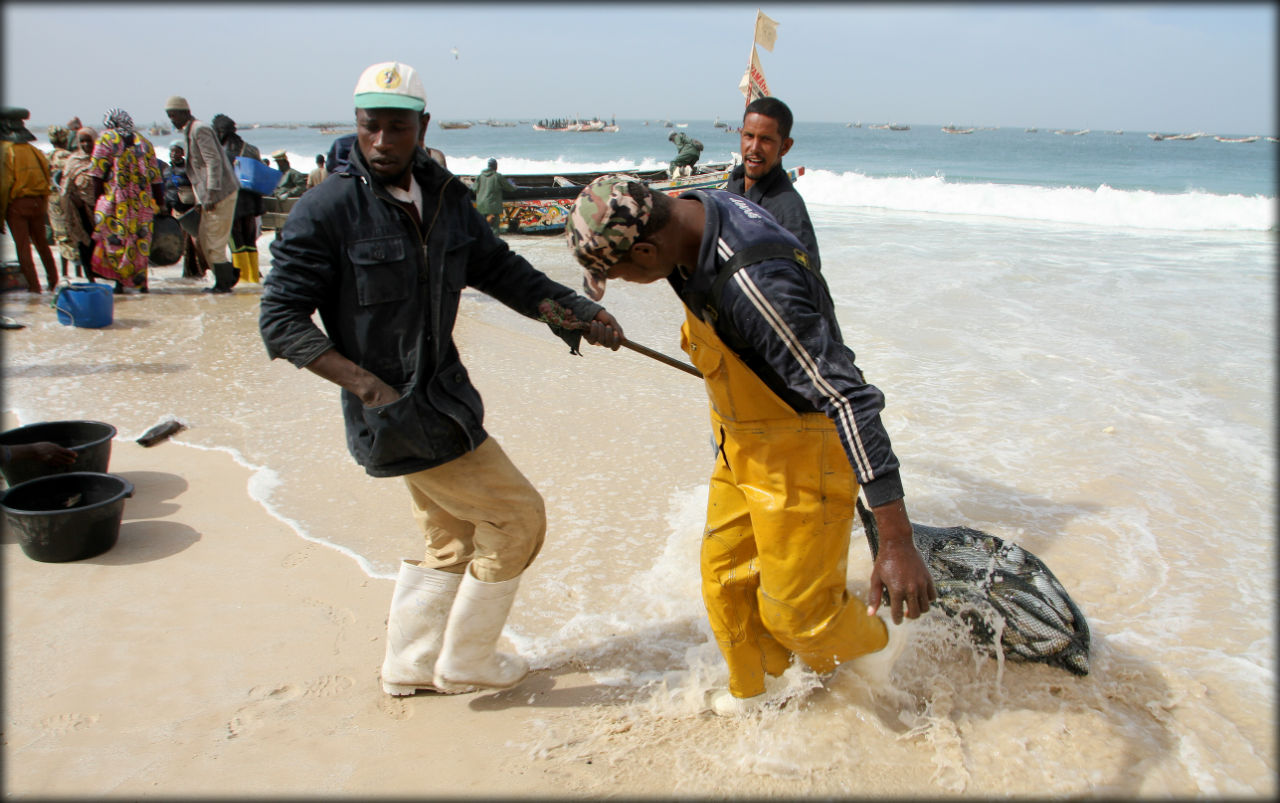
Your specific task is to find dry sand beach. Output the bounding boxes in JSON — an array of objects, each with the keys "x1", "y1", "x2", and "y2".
[{"x1": 3, "y1": 227, "x2": 1274, "y2": 798}]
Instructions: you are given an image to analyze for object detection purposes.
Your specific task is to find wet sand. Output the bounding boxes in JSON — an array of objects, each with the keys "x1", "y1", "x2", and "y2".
[{"x1": 2, "y1": 231, "x2": 1274, "y2": 797}]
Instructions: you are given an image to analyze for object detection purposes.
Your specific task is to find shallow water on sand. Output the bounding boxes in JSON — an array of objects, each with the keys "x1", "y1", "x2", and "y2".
[{"x1": 2, "y1": 206, "x2": 1273, "y2": 795}]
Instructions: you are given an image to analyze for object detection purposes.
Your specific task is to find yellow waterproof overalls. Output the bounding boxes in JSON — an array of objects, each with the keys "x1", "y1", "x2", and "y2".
[{"x1": 681, "y1": 310, "x2": 889, "y2": 699}]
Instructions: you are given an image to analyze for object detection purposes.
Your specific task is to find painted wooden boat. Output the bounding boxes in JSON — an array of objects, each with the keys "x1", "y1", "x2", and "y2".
[{"x1": 460, "y1": 163, "x2": 806, "y2": 235}]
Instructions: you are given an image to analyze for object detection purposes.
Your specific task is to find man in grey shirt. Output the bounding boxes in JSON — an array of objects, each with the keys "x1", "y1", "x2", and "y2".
[{"x1": 164, "y1": 95, "x2": 239, "y2": 293}]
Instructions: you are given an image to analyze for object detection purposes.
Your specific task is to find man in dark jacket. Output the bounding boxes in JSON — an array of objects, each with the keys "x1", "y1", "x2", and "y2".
[
  {"x1": 565, "y1": 176, "x2": 935, "y2": 716},
  {"x1": 725, "y1": 96, "x2": 821, "y2": 271},
  {"x1": 259, "y1": 61, "x2": 623, "y2": 699}
]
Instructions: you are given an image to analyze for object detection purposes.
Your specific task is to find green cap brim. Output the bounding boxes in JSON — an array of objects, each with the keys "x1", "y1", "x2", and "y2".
[{"x1": 353, "y1": 92, "x2": 425, "y2": 111}]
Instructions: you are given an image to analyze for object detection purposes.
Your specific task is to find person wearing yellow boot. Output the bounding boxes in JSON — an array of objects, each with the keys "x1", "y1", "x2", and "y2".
[
  {"x1": 259, "y1": 61, "x2": 625, "y2": 698},
  {"x1": 212, "y1": 113, "x2": 263, "y2": 285},
  {"x1": 565, "y1": 177, "x2": 937, "y2": 715}
]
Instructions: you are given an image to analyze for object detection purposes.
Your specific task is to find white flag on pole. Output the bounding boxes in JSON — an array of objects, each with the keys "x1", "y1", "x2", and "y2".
[
  {"x1": 738, "y1": 45, "x2": 770, "y2": 104},
  {"x1": 754, "y1": 10, "x2": 779, "y2": 52}
]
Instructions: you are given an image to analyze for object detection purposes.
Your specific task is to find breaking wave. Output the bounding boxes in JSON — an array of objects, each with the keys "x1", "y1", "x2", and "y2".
[{"x1": 795, "y1": 168, "x2": 1276, "y2": 232}]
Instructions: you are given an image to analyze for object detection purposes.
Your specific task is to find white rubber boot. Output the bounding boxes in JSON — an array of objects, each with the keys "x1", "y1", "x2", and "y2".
[
  {"x1": 707, "y1": 688, "x2": 766, "y2": 716},
  {"x1": 433, "y1": 569, "x2": 529, "y2": 692},
  {"x1": 379, "y1": 561, "x2": 471, "y2": 696},
  {"x1": 848, "y1": 613, "x2": 914, "y2": 687}
]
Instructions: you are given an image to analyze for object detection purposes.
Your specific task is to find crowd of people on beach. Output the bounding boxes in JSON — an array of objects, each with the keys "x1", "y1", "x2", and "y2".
[{"x1": 1, "y1": 102, "x2": 316, "y2": 297}]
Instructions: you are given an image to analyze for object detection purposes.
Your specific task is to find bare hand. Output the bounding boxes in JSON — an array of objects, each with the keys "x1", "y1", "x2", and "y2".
[
  {"x1": 13, "y1": 441, "x2": 78, "y2": 466},
  {"x1": 359, "y1": 376, "x2": 400, "y2": 408},
  {"x1": 865, "y1": 499, "x2": 937, "y2": 624},
  {"x1": 584, "y1": 309, "x2": 624, "y2": 351}
]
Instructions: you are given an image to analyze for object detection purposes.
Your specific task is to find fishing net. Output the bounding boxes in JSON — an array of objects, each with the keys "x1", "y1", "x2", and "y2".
[{"x1": 856, "y1": 499, "x2": 1090, "y2": 676}]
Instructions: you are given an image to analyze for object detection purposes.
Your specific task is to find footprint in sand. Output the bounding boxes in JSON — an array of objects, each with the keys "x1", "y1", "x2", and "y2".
[
  {"x1": 303, "y1": 597, "x2": 358, "y2": 654},
  {"x1": 37, "y1": 712, "x2": 100, "y2": 737},
  {"x1": 377, "y1": 694, "x2": 414, "y2": 721},
  {"x1": 224, "y1": 676, "x2": 356, "y2": 739},
  {"x1": 281, "y1": 548, "x2": 312, "y2": 568},
  {"x1": 225, "y1": 683, "x2": 304, "y2": 739}
]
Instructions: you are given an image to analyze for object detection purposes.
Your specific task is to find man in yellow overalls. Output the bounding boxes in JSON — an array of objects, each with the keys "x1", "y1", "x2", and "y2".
[{"x1": 566, "y1": 176, "x2": 937, "y2": 715}]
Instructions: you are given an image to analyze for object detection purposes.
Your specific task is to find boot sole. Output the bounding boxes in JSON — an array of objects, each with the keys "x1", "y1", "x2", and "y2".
[
  {"x1": 433, "y1": 668, "x2": 528, "y2": 693},
  {"x1": 382, "y1": 680, "x2": 476, "y2": 696}
]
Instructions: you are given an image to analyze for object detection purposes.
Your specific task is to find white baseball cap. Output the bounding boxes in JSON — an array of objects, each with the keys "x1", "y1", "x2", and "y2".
[{"x1": 353, "y1": 61, "x2": 426, "y2": 112}]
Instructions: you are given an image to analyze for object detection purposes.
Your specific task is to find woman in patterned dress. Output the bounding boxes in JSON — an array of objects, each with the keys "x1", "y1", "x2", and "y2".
[{"x1": 88, "y1": 109, "x2": 165, "y2": 293}]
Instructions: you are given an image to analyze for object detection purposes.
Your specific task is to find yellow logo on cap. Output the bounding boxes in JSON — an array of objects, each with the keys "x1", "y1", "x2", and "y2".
[{"x1": 377, "y1": 67, "x2": 402, "y2": 89}]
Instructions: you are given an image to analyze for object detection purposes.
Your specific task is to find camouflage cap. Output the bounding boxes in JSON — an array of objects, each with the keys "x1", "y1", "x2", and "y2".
[{"x1": 565, "y1": 175, "x2": 652, "y2": 301}]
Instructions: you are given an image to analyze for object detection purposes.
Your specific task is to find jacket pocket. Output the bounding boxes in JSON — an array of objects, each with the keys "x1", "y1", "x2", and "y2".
[
  {"x1": 349, "y1": 236, "x2": 414, "y2": 306},
  {"x1": 360, "y1": 388, "x2": 433, "y2": 467}
]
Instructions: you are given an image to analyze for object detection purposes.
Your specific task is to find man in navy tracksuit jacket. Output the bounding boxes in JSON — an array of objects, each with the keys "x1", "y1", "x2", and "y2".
[{"x1": 566, "y1": 178, "x2": 936, "y2": 714}]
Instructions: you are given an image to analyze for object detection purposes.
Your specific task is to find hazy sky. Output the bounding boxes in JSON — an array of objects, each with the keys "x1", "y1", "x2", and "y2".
[{"x1": 4, "y1": 2, "x2": 1274, "y2": 134}]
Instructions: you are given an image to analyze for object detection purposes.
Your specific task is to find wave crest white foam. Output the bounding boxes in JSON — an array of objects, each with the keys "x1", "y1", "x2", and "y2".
[{"x1": 797, "y1": 169, "x2": 1276, "y2": 232}]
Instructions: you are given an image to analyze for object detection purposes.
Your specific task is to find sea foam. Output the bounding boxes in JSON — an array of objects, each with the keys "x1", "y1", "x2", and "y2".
[{"x1": 797, "y1": 168, "x2": 1276, "y2": 232}]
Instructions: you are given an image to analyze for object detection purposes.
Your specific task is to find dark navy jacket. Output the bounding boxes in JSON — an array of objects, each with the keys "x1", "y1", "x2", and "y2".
[
  {"x1": 672, "y1": 189, "x2": 902, "y2": 507},
  {"x1": 725, "y1": 163, "x2": 821, "y2": 272},
  {"x1": 259, "y1": 144, "x2": 602, "y2": 477}
]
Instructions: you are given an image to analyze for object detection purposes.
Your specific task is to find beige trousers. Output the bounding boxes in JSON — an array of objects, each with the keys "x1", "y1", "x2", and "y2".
[
  {"x1": 197, "y1": 190, "x2": 238, "y2": 266},
  {"x1": 403, "y1": 437, "x2": 546, "y2": 583}
]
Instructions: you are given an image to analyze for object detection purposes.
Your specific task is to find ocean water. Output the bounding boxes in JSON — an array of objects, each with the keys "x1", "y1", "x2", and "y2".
[{"x1": 5, "y1": 120, "x2": 1275, "y2": 796}]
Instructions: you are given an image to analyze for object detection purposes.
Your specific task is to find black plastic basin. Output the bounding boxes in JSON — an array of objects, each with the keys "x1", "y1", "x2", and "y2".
[
  {"x1": 2, "y1": 472, "x2": 133, "y2": 562},
  {"x1": 0, "y1": 420, "x2": 116, "y2": 487}
]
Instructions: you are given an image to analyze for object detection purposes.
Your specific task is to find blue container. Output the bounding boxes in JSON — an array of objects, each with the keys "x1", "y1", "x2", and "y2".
[
  {"x1": 234, "y1": 157, "x2": 282, "y2": 195},
  {"x1": 53, "y1": 283, "x2": 113, "y2": 328}
]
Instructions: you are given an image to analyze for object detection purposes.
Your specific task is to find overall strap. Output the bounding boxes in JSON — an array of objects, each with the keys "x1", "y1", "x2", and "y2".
[{"x1": 706, "y1": 242, "x2": 812, "y2": 329}]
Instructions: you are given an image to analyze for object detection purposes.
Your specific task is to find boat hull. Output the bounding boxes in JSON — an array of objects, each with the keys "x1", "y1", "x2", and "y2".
[{"x1": 491, "y1": 165, "x2": 805, "y2": 234}]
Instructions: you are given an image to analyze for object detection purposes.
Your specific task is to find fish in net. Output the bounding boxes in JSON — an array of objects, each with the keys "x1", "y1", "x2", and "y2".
[{"x1": 856, "y1": 498, "x2": 1090, "y2": 675}]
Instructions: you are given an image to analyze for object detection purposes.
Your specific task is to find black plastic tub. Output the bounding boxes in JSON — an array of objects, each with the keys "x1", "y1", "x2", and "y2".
[
  {"x1": 0, "y1": 420, "x2": 116, "y2": 487},
  {"x1": 1, "y1": 472, "x2": 133, "y2": 562}
]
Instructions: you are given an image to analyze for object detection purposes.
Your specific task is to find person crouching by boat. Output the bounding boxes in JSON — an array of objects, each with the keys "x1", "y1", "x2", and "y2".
[
  {"x1": 259, "y1": 60, "x2": 625, "y2": 699},
  {"x1": 88, "y1": 108, "x2": 165, "y2": 295},
  {"x1": 270, "y1": 151, "x2": 308, "y2": 199},
  {"x1": 473, "y1": 157, "x2": 515, "y2": 234},
  {"x1": 667, "y1": 130, "x2": 703, "y2": 177},
  {"x1": 163, "y1": 96, "x2": 239, "y2": 294},
  {"x1": 565, "y1": 177, "x2": 937, "y2": 716},
  {"x1": 726, "y1": 96, "x2": 821, "y2": 274},
  {"x1": 212, "y1": 114, "x2": 264, "y2": 285}
]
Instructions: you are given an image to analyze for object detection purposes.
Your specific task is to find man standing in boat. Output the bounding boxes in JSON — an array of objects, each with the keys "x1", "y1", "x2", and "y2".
[
  {"x1": 473, "y1": 157, "x2": 516, "y2": 235},
  {"x1": 726, "y1": 97, "x2": 820, "y2": 272},
  {"x1": 259, "y1": 61, "x2": 624, "y2": 699}
]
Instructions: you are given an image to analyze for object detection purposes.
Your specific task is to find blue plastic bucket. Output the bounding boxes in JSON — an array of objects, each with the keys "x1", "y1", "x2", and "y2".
[
  {"x1": 234, "y1": 157, "x2": 282, "y2": 195},
  {"x1": 53, "y1": 283, "x2": 113, "y2": 328}
]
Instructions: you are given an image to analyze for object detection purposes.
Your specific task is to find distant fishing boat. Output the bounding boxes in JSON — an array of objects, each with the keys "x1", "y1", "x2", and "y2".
[
  {"x1": 941, "y1": 125, "x2": 975, "y2": 135},
  {"x1": 1025, "y1": 127, "x2": 1039, "y2": 133},
  {"x1": 438, "y1": 121, "x2": 472, "y2": 130},
  {"x1": 1214, "y1": 135, "x2": 1258, "y2": 143},
  {"x1": 1055, "y1": 128, "x2": 1090, "y2": 136},
  {"x1": 888, "y1": 124, "x2": 910, "y2": 131}
]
